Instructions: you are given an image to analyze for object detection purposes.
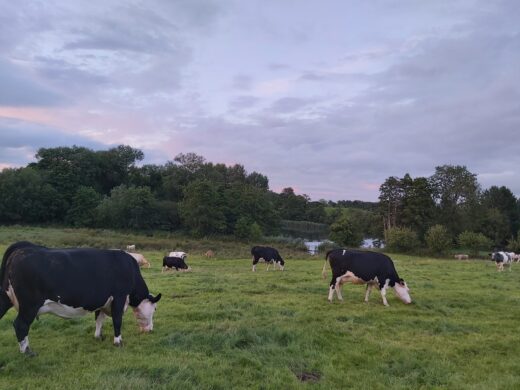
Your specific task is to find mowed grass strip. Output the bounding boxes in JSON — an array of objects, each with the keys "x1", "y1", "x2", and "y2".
[{"x1": 1, "y1": 247, "x2": 520, "y2": 389}]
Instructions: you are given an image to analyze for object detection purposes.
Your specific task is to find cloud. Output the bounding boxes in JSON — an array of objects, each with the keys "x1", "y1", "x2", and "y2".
[
  {"x1": 0, "y1": 117, "x2": 109, "y2": 167},
  {"x1": 0, "y1": 59, "x2": 64, "y2": 107}
]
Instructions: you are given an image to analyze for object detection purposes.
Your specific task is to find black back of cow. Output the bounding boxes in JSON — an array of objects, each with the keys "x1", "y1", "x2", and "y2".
[{"x1": 326, "y1": 249, "x2": 402, "y2": 289}]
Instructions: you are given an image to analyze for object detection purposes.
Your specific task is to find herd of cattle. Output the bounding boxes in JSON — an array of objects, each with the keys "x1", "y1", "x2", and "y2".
[{"x1": 0, "y1": 241, "x2": 513, "y2": 356}]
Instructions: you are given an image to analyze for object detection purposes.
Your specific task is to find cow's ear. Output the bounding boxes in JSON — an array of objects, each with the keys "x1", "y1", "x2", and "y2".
[{"x1": 151, "y1": 293, "x2": 162, "y2": 303}]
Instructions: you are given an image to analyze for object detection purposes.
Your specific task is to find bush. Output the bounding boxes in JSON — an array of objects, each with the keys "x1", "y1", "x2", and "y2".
[
  {"x1": 425, "y1": 225, "x2": 452, "y2": 256},
  {"x1": 385, "y1": 227, "x2": 420, "y2": 253},
  {"x1": 234, "y1": 217, "x2": 263, "y2": 241},
  {"x1": 458, "y1": 231, "x2": 492, "y2": 257},
  {"x1": 507, "y1": 236, "x2": 520, "y2": 253}
]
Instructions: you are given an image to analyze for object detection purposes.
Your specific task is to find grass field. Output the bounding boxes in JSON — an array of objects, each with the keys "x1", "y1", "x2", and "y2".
[{"x1": 1, "y1": 244, "x2": 520, "y2": 389}]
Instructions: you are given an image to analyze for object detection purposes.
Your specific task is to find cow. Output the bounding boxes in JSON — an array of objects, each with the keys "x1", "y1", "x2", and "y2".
[
  {"x1": 204, "y1": 250, "x2": 215, "y2": 258},
  {"x1": 454, "y1": 254, "x2": 469, "y2": 260},
  {"x1": 126, "y1": 244, "x2": 136, "y2": 251},
  {"x1": 168, "y1": 251, "x2": 187, "y2": 260},
  {"x1": 0, "y1": 241, "x2": 161, "y2": 356},
  {"x1": 162, "y1": 256, "x2": 191, "y2": 272},
  {"x1": 323, "y1": 249, "x2": 412, "y2": 306},
  {"x1": 491, "y1": 251, "x2": 513, "y2": 271},
  {"x1": 126, "y1": 252, "x2": 151, "y2": 268},
  {"x1": 251, "y1": 246, "x2": 285, "y2": 272}
]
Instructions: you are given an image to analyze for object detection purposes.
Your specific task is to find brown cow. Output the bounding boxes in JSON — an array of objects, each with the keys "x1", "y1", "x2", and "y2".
[
  {"x1": 454, "y1": 254, "x2": 469, "y2": 260},
  {"x1": 126, "y1": 252, "x2": 151, "y2": 268},
  {"x1": 204, "y1": 250, "x2": 215, "y2": 258}
]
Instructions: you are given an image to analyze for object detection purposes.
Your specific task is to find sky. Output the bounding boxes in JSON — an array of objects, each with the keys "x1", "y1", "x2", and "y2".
[{"x1": 0, "y1": 0, "x2": 519, "y2": 201}]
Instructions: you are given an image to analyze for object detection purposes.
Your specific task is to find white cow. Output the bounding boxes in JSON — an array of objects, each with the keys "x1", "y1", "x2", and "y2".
[
  {"x1": 126, "y1": 244, "x2": 136, "y2": 251},
  {"x1": 168, "y1": 251, "x2": 187, "y2": 260}
]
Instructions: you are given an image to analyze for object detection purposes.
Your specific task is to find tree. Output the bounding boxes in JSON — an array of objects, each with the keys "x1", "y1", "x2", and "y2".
[
  {"x1": 379, "y1": 176, "x2": 404, "y2": 232},
  {"x1": 0, "y1": 167, "x2": 62, "y2": 223},
  {"x1": 179, "y1": 179, "x2": 226, "y2": 236},
  {"x1": 429, "y1": 165, "x2": 480, "y2": 236},
  {"x1": 96, "y1": 185, "x2": 158, "y2": 230},
  {"x1": 329, "y1": 215, "x2": 363, "y2": 247},
  {"x1": 425, "y1": 225, "x2": 452, "y2": 256},
  {"x1": 234, "y1": 217, "x2": 263, "y2": 241},
  {"x1": 481, "y1": 186, "x2": 519, "y2": 238},
  {"x1": 65, "y1": 186, "x2": 102, "y2": 227}
]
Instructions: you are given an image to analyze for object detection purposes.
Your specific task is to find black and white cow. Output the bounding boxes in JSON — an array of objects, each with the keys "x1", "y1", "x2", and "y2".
[
  {"x1": 0, "y1": 241, "x2": 161, "y2": 356},
  {"x1": 162, "y1": 256, "x2": 191, "y2": 272},
  {"x1": 491, "y1": 251, "x2": 513, "y2": 271},
  {"x1": 323, "y1": 249, "x2": 412, "y2": 306},
  {"x1": 251, "y1": 246, "x2": 285, "y2": 272}
]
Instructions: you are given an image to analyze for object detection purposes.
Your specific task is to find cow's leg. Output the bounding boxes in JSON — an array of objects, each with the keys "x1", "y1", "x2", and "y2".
[
  {"x1": 13, "y1": 305, "x2": 40, "y2": 356},
  {"x1": 328, "y1": 284, "x2": 335, "y2": 302},
  {"x1": 334, "y1": 276, "x2": 344, "y2": 301},
  {"x1": 94, "y1": 310, "x2": 106, "y2": 340},
  {"x1": 252, "y1": 257, "x2": 258, "y2": 272},
  {"x1": 111, "y1": 297, "x2": 126, "y2": 347},
  {"x1": 380, "y1": 280, "x2": 390, "y2": 306},
  {"x1": 328, "y1": 275, "x2": 336, "y2": 302},
  {"x1": 266, "y1": 260, "x2": 271, "y2": 271},
  {"x1": 0, "y1": 291, "x2": 13, "y2": 320},
  {"x1": 365, "y1": 284, "x2": 373, "y2": 303}
]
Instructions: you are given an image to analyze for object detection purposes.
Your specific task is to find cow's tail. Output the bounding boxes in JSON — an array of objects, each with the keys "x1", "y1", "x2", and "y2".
[{"x1": 322, "y1": 250, "x2": 333, "y2": 279}]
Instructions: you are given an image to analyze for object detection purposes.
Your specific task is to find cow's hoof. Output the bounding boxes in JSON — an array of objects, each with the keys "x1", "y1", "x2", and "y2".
[
  {"x1": 24, "y1": 348, "x2": 37, "y2": 357},
  {"x1": 114, "y1": 342, "x2": 123, "y2": 348},
  {"x1": 95, "y1": 335, "x2": 105, "y2": 341}
]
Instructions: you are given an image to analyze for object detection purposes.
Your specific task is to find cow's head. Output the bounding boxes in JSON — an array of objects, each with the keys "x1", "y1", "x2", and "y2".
[
  {"x1": 393, "y1": 279, "x2": 412, "y2": 304},
  {"x1": 133, "y1": 293, "x2": 162, "y2": 332},
  {"x1": 178, "y1": 259, "x2": 191, "y2": 271}
]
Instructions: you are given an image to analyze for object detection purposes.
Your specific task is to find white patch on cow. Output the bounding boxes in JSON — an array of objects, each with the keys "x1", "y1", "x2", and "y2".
[
  {"x1": 380, "y1": 279, "x2": 390, "y2": 306},
  {"x1": 342, "y1": 250, "x2": 346, "y2": 255},
  {"x1": 6, "y1": 282, "x2": 19, "y2": 311},
  {"x1": 37, "y1": 300, "x2": 89, "y2": 318},
  {"x1": 393, "y1": 282, "x2": 412, "y2": 304},
  {"x1": 19, "y1": 336, "x2": 29, "y2": 353},
  {"x1": 114, "y1": 335, "x2": 122, "y2": 346},
  {"x1": 252, "y1": 264, "x2": 257, "y2": 272},
  {"x1": 37, "y1": 296, "x2": 115, "y2": 319},
  {"x1": 133, "y1": 299, "x2": 157, "y2": 332},
  {"x1": 95, "y1": 312, "x2": 106, "y2": 338},
  {"x1": 278, "y1": 262, "x2": 284, "y2": 271},
  {"x1": 334, "y1": 275, "x2": 344, "y2": 301}
]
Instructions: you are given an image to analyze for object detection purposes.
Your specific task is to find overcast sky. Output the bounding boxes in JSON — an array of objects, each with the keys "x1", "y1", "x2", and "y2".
[{"x1": 1, "y1": 0, "x2": 519, "y2": 201}]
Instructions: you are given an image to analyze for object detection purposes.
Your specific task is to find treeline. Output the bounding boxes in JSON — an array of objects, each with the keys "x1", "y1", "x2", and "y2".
[
  {"x1": 377, "y1": 166, "x2": 520, "y2": 254},
  {"x1": 0, "y1": 146, "x2": 331, "y2": 239},
  {"x1": 331, "y1": 165, "x2": 520, "y2": 254}
]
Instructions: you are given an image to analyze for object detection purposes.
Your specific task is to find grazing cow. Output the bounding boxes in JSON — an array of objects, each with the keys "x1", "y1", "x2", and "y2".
[
  {"x1": 204, "y1": 250, "x2": 215, "y2": 258},
  {"x1": 251, "y1": 246, "x2": 285, "y2": 272},
  {"x1": 126, "y1": 244, "x2": 136, "y2": 251},
  {"x1": 168, "y1": 251, "x2": 187, "y2": 260},
  {"x1": 0, "y1": 241, "x2": 161, "y2": 356},
  {"x1": 323, "y1": 249, "x2": 412, "y2": 306},
  {"x1": 126, "y1": 252, "x2": 151, "y2": 268},
  {"x1": 491, "y1": 251, "x2": 513, "y2": 271},
  {"x1": 454, "y1": 254, "x2": 469, "y2": 260},
  {"x1": 162, "y1": 256, "x2": 191, "y2": 272}
]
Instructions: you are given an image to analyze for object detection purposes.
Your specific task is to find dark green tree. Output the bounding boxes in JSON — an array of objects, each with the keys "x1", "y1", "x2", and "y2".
[
  {"x1": 179, "y1": 179, "x2": 226, "y2": 236},
  {"x1": 65, "y1": 186, "x2": 102, "y2": 227}
]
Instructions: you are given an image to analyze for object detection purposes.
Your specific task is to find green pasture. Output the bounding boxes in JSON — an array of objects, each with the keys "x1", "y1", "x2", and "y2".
[{"x1": 1, "y1": 245, "x2": 520, "y2": 389}]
